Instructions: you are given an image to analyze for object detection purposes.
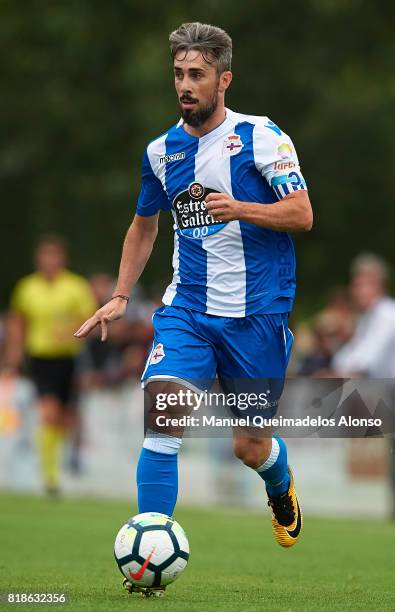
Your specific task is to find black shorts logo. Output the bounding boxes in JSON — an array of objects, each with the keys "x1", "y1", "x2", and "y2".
[{"x1": 172, "y1": 182, "x2": 226, "y2": 240}]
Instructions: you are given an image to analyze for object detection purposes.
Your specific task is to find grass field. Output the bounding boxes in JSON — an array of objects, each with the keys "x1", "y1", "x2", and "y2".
[{"x1": 0, "y1": 492, "x2": 394, "y2": 611}]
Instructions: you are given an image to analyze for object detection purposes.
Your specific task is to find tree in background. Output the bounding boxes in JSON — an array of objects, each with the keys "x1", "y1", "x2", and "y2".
[{"x1": 1, "y1": 0, "x2": 394, "y2": 315}]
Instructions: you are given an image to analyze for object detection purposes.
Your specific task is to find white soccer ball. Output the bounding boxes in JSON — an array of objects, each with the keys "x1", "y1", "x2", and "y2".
[{"x1": 114, "y1": 512, "x2": 189, "y2": 588}]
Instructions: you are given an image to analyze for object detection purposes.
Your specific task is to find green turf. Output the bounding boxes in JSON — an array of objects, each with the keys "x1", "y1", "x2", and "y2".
[{"x1": 0, "y1": 492, "x2": 394, "y2": 611}]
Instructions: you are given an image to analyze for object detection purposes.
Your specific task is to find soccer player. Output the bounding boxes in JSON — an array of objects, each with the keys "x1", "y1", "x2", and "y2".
[
  {"x1": 9, "y1": 235, "x2": 97, "y2": 495},
  {"x1": 75, "y1": 21, "x2": 312, "y2": 580}
]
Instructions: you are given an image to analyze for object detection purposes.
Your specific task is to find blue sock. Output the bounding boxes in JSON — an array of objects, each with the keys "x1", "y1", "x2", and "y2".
[
  {"x1": 136, "y1": 447, "x2": 178, "y2": 516},
  {"x1": 256, "y1": 436, "x2": 290, "y2": 497}
]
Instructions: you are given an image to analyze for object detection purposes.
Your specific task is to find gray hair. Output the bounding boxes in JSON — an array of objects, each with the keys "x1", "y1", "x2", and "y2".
[
  {"x1": 169, "y1": 22, "x2": 232, "y2": 74},
  {"x1": 350, "y1": 252, "x2": 390, "y2": 285}
]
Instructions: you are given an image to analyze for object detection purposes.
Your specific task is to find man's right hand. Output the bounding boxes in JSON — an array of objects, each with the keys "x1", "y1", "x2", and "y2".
[{"x1": 74, "y1": 297, "x2": 128, "y2": 341}]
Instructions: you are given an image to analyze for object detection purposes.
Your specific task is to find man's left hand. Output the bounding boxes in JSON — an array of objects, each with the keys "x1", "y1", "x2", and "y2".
[{"x1": 205, "y1": 192, "x2": 243, "y2": 222}]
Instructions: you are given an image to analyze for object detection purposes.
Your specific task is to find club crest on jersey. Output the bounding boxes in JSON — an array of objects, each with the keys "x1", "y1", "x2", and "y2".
[
  {"x1": 223, "y1": 134, "x2": 244, "y2": 156},
  {"x1": 150, "y1": 343, "x2": 165, "y2": 365},
  {"x1": 172, "y1": 182, "x2": 226, "y2": 240}
]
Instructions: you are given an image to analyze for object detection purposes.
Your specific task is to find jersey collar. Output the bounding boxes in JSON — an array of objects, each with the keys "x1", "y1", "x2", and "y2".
[{"x1": 177, "y1": 108, "x2": 234, "y2": 143}]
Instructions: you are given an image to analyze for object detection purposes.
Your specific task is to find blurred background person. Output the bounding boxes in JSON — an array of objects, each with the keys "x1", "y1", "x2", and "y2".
[
  {"x1": 294, "y1": 287, "x2": 354, "y2": 377},
  {"x1": 298, "y1": 311, "x2": 349, "y2": 377},
  {"x1": 0, "y1": 339, "x2": 37, "y2": 489},
  {"x1": 77, "y1": 273, "x2": 121, "y2": 390},
  {"x1": 332, "y1": 253, "x2": 395, "y2": 378},
  {"x1": 77, "y1": 274, "x2": 152, "y2": 389},
  {"x1": 332, "y1": 253, "x2": 395, "y2": 517},
  {"x1": 7, "y1": 235, "x2": 97, "y2": 495}
]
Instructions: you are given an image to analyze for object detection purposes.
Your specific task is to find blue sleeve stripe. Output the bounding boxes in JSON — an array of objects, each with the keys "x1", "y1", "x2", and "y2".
[
  {"x1": 136, "y1": 147, "x2": 170, "y2": 216},
  {"x1": 273, "y1": 185, "x2": 281, "y2": 200},
  {"x1": 275, "y1": 183, "x2": 307, "y2": 200}
]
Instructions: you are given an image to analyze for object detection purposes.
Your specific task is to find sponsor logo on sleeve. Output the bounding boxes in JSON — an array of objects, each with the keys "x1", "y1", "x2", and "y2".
[
  {"x1": 274, "y1": 160, "x2": 296, "y2": 171},
  {"x1": 277, "y1": 143, "x2": 293, "y2": 159}
]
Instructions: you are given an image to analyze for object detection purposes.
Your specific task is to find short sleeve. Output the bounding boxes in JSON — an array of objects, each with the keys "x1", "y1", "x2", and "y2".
[
  {"x1": 74, "y1": 279, "x2": 97, "y2": 319},
  {"x1": 10, "y1": 279, "x2": 28, "y2": 316},
  {"x1": 136, "y1": 149, "x2": 169, "y2": 216},
  {"x1": 254, "y1": 120, "x2": 307, "y2": 200}
]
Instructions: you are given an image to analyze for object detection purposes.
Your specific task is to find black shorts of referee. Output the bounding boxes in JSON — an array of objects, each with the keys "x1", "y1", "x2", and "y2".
[{"x1": 29, "y1": 356, "x2": 77, "y2": 406}]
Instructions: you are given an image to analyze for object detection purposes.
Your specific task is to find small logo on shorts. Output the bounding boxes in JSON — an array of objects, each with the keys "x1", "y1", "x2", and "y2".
[{"x1": 150, "y1": 343, "x2": 165, "y2": 365}]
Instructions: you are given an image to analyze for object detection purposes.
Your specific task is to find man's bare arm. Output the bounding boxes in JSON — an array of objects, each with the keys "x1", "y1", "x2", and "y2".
[
  {"x1": 4, "y1": 312, "x2": 26, "y2": 369},
  {"x1": 74, "y1": 213, "x2": 159, "y2": 340},
  {"x1": 113, "y1": 213, "x2": 159, "y2": 295},
  {"x1": 205, "y1": 190, "x2": 313, "y2": 232}
]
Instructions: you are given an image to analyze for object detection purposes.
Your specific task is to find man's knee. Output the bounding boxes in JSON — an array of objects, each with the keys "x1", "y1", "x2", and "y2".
[
  {"x1": 39, "y1": 395, "x2": 63, "y2": 426},
  {"x1": 144, "y1": 380, "x2": 190, "y2": 437},
  {"x1": 233, "y1": 436, "x2": 272, "y2": 469}
]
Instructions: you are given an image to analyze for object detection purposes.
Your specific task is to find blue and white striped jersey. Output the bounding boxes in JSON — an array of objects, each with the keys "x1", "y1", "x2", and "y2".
[{"x1": 136, "y1": 108, "x2": 307, "y2": 317}]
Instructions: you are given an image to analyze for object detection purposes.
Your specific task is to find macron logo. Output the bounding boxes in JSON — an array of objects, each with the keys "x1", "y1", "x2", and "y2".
[{"x1": 159, "y1": 152, "x2": 186, "y2": 164}]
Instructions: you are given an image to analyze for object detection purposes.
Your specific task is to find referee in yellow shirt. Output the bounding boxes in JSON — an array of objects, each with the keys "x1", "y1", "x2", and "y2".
[{"x1": 9, "y1": 235, "x2": 97, "y2": 495}]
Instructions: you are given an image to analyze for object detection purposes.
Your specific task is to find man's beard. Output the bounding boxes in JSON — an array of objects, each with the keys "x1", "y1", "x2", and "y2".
[{"x1": 180, "y1": 90, "x2": 219, "y2": 128}]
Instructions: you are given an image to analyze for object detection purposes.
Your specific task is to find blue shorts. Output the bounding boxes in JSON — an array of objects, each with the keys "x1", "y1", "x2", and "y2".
[{"x1": 142, "y1": 305, "x2": 293, "y2": 416}]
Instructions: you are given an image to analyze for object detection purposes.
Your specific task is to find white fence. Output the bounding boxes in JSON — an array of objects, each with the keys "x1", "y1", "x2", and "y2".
[{"x1": 0, "y1": 379, "x2": 392, "y2": 517}]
